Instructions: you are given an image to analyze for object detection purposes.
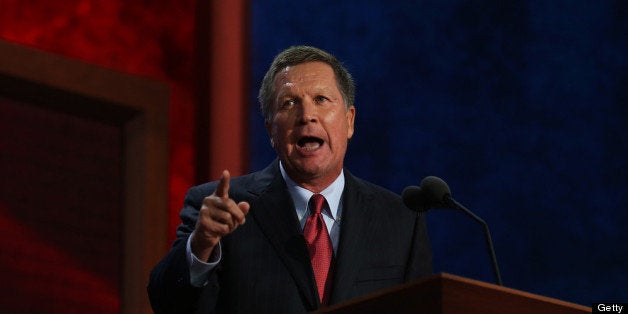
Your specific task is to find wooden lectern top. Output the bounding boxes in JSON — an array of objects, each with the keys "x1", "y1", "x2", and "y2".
[{"x1": 316, "y1": 273, "x2": 591, "y2": 314}]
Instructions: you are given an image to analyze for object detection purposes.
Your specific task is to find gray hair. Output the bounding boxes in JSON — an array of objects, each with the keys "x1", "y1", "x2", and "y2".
[{"x1": 258, "y1": 46, "x2": 355, "y2": 121}]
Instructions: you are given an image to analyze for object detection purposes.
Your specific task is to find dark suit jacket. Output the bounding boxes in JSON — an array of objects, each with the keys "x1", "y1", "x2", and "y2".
[{"x1": 148, "y1": 160, "x2": 432, "y2": 313}]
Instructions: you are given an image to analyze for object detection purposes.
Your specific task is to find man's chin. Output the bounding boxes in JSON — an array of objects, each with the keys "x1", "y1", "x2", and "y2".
[
  {"x1": 289, "y1": 164, "x2": 321, "y2": 178},
  {"x1": 283, "y1": 159, "x2": 321, "y2": 176}
]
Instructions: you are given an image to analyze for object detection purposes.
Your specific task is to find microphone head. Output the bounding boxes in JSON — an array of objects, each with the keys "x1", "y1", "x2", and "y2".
[
  {"x1": 402, "y1": 185, "x2": 428, "y2": 212},
  {"x1": 420, "y1": 176, "x2": 452, "y2": 208}
]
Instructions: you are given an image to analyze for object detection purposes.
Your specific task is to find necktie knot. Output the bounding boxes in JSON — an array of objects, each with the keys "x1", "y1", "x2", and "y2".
[{"x1": 309, "y1": 193, "x2": 326, "y2": 216}]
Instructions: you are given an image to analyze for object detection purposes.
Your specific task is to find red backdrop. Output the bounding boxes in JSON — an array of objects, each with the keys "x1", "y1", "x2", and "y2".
[
  {"x1": 0, "y1": 0, "x2": 197, "y2": 238},
  {"x1": 0, "y1": 0, "x2": 247, "y2": 312}
]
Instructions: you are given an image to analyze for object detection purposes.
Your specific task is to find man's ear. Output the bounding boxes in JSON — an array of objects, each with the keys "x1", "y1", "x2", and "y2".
[{"x1": 346, "y1": 105, "x2": 356, "y2": 140}]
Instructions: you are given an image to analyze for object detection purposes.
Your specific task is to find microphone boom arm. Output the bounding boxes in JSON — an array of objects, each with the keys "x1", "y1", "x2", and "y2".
[{"x1": 445, "y1": 196, "x2": 503, "y2": 286}]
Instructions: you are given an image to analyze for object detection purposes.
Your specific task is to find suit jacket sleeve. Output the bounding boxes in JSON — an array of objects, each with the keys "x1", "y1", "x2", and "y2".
[{"x1": 147, "y1": 183, "x2": 220, "y2": 314}]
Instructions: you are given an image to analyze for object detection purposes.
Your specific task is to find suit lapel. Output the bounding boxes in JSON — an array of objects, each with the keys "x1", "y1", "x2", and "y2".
[
  {"x1": 248, "y1": 162, "x2": 319, "y2": 309},
  {"x1": 329, "y1": 172, "x2": 376, "y2": 304}
]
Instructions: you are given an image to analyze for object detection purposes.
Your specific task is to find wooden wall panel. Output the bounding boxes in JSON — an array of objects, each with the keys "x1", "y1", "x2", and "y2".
[{"x1": 0, "y1": 97, "x2": 122, "y2": 313}]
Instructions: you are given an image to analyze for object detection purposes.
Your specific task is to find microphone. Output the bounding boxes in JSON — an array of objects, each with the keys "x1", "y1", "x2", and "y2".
[
  {"x1": 401, "y1": 185, "x2": 428, "y2": 212},
  {"x1": 402, "y1": 176, "x2": 503, "y2": 286}
]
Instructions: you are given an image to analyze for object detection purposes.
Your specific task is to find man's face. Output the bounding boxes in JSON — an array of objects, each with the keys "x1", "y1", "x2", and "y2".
[{"x1": 266, "y1": 61, "x2": 355, "y2": 190}]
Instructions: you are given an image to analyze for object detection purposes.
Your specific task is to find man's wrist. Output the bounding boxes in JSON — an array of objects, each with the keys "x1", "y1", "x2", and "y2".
[{"x1": 186, "y1": 234, "x2": 221, "y2": 287}]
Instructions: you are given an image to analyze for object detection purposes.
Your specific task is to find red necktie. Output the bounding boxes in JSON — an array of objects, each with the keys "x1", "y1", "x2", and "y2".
[{"x1": 304, "y1": 193, "x2": 333, "y2": 305}]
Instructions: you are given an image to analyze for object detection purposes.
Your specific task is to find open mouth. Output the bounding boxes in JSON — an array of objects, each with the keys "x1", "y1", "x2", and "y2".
[{"x1": 297, "y1": 136, "x2": 324, "y2": 151}]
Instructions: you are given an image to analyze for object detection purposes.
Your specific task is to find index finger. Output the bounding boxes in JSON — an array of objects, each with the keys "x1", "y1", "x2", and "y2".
[{"x1": 215, "y1": 169, "x2": 231, "y2": 198}]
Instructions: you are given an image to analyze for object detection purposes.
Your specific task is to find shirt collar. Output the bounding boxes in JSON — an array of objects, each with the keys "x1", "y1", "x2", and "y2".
[{"x1": 279, "y1": 161, "x2": 344, "y2": 221}]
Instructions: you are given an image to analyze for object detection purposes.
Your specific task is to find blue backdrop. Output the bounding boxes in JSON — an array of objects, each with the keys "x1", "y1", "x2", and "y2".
[{"x1": 247, "y1": 0, "x2": 627, "y2": 306}]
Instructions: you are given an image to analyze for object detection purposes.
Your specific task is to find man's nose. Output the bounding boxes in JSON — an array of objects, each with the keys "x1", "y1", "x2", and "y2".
[{"x1": 298, "y1": 99, "x2": 318, "y2": 124}]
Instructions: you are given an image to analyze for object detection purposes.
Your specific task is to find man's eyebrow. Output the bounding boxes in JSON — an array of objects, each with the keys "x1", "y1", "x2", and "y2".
[
  {"x1": 276, "y1": 91, "x2": 297, "y2": 99},
  {"x1": 276, "y1": 84, "x2": 336, "y2": 98}
]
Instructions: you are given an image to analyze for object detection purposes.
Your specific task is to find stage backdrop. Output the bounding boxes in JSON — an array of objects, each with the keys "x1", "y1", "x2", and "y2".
[{"x1": 248, "y1": 0, "x2": 627, "y2": 306}]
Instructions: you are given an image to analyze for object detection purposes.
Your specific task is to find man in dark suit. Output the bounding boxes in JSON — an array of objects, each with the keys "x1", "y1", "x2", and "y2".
[{"x1": 148, "y1": 46, "x2": 432, "y2": 313}]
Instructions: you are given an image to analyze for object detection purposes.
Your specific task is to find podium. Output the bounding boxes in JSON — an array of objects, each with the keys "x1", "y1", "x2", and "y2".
[{"x1": 316, "y1": 273, "x2": 590, "y2": 314}]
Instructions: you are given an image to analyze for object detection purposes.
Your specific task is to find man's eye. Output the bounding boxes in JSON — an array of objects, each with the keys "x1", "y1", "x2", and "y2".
[
  {"x1": 281, "y1": 100, "x2": 295, "y2": 108},
  {"x1": 315, "y1": 96, "x2": 328, "y2": 103}
]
